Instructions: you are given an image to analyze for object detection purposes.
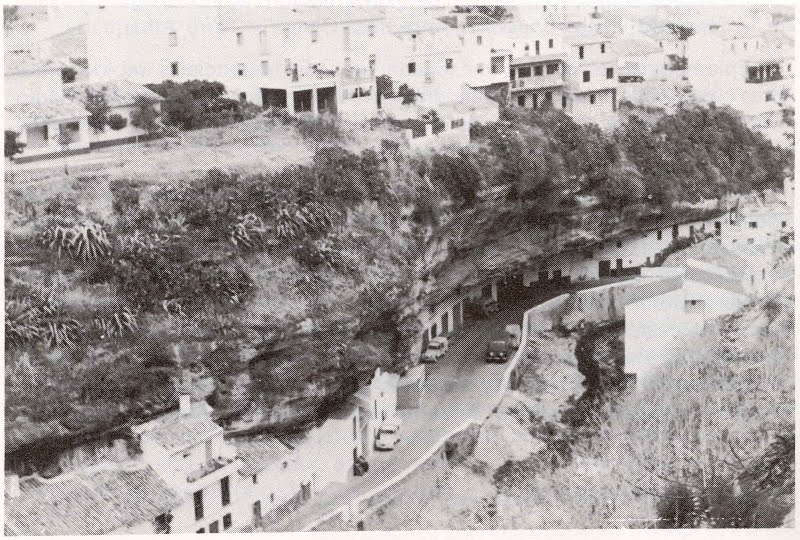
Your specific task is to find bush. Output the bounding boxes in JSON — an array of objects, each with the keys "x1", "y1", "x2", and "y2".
[
  {"x1": 296, "y1": 114, "x2": 344, "y2": 142},
  {"x1": 107, "y1": 113, "x2": 128, "y2": 131},
  {"x1": 5, "y1": 130, "x2": 25, "y2": 158},
  {"x1": 144, "y1": 80, "x2": 254, "y2": 130},
  {"x1": 85, "y1": 90, "x2": 110, "y2": 132}
]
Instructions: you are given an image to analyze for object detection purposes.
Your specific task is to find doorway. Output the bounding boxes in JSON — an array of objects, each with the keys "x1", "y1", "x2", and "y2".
[
  {"x1": 598, "y1": 260, "x2": 611, "y2": 277},
  {"x1": 261, "y1": 88, "x2": 287, "y2": 109}
]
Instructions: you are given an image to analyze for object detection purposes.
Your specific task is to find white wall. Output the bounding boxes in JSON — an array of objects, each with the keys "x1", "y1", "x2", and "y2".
[{"x1": 5, "y1": 69, "x2": 64, "y2": 104}]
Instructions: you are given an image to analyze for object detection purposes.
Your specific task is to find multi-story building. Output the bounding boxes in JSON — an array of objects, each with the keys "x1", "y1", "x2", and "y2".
[
  {"x1": 561, "y1": 30, "x2": 619, "y2": 125},
  {"x1": 686, "y1": 23, "x2": 793, "y2": 119},
  {"x1": 350, "y1": 368, "x2": 400, "y2": 458},
  {"x1": 512, "y1": 4, "x2": 604, "y2": 29},
  {"x1": 132, "y1": 397, "x2": 242, "y2": 534}
]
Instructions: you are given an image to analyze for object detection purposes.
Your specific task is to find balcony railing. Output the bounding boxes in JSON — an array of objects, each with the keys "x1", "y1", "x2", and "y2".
[
  {"x1": 340, "y1": 66, "x2": 374, "y2": 82},
  {"x1": 511, "y1": 74, "x2": 565, "y2": 91},
  {"x1": 746, "y1": 74, "x2": 784, "y2": 84},
  {"x1": 187, "y1": 456, "x2": 236, "y2": 483}
]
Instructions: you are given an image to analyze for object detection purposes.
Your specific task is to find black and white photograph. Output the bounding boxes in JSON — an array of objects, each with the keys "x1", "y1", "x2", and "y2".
[{"x1": 2, "y1": 1, "x2": 796, "y2": 534}]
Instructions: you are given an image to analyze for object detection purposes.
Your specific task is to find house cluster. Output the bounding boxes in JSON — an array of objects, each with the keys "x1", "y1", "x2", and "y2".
[{"x1": 4, "y1": 368, "x2": 408, "y2": 534}]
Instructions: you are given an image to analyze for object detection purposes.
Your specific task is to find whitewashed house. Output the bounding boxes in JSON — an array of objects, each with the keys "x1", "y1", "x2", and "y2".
[
  {"x1": 721, "y1": 201, "x2": 793, "y2": 248},
  {"x1": 63, "y1": 80, "x2": 164, "y2": 147},
  {"x1": 4, "y1": 52, "x2": 91, "y2": 162},
  {"x1": 234, "y1": 435, "x2": 311, "y2": 530},
  {"x1": 350, "y1": 368, "x2": 400, "y2": 457},
  {"x1": 624, "y1": 259, "x2": 749, "y2": 384},
  {"x1": 561, "y1": 29, "x2": 619, "y2": 126},
  {"x1": 4, "y1": 463, "x2": 182, "y2": 535},
  {"x1": 132, "y1": 397, "x2": 242, "y2": 534}
]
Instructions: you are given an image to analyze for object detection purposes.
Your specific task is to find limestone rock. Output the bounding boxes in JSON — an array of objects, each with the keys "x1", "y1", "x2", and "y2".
[{"x1": 473, "y1": 413, "x2": 545, "y2": 471}]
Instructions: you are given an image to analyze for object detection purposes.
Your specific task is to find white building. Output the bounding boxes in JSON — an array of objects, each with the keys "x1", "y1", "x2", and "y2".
[
  {"x1": 721, "y1": 201, "x2": 793, "y2": 248},
  {"x1": 132, "y1": 397, "x2": 242, "y2": 534},
  {"x1": 561, "y1": 30, "x2": 619, "y2": 125},
  {"x1": 235, "y1": 435, "x2": 311, "y2": 530},
  {"x1": 513, "y1": 5, "x2": 604, "y2": 29},
  {"x1": 63, "y1": 79, "x2": 164, "y2": 147},
  {"x1": 613, "y1": 36, "x2": 664, "y2": 82},
  {"x1": 350, "y1": 368, "x2": 400, "y2": 457},
  {"x1": 686, "y1": 23, "x2": 793, "y2": 120},
  {"x1": 624, "y1": 259, "x2": 748, "y2": 383},
  {"x1": 4, "y1": 463, "x2": 182, "y2": 535}
]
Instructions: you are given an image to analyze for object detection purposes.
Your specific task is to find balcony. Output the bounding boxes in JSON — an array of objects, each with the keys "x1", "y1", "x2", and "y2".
[
  {"x1": 187, "y1": 456, "x2": 236, "y2": 483},
  {"x1": 511, "y1": 74, "x2": 565, "y2": 91},
  {"x1": 746, "y1": 74, "x2": 784, "y2": 84},
  {"x1": 340, "y1": 66, "x2": 374, "y2": 83}
]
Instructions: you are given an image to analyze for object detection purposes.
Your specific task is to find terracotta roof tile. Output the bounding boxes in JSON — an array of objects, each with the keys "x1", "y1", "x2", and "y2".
[
  {"x1": 63, "y1": 80, "x2": 163, "y2": 108},
  {"x1": 235, "y1": 436, "x2": 292, "y2": 476},
  {"x1": 5, "y1": 98, "x2": 89, "y2": 126},
  {"x1": 142, "y1": 415, "x2": 223, "y2": 454}
]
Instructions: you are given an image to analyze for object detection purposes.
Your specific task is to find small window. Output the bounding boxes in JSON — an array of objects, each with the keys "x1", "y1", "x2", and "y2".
[
  {"x1": 562, "y1": 95, "x2": 567, "y2": 108},
  {"x1": 352, "y1": 416, "x2": 357, "y2": 439},
  {"x1": 657, "y1": 230, "x2": 662, "y2": 240},
  {"x1": 237, "y1": 63, "x2": 244, "y2": 76},
  {"x1": 525, "y1": 44, "x2": 530, "y2": 52},
  {"x1": 253, "y1": 474, "x2": 258, "y2": 484},
  {"x1": 616, "y1": 240, "x2": 622, "y2": 248},
  {"x1": 209, "y1": 521, "x2": 219, "y2": 534},
  {"x1": 583, "y1": 70, "x2": 590, "y2": 82},
  {"x1": 590, "y1": 94, "x2": 596, "y2": 104},
  {"x1": 194, "y1": 490, "x2": 204, "y2": 520},
  {"x1": 606, "y1": 67, "x2": 614, "y2": 79},
  {"x1": 477, "y1": 35, "x2": 483, "y2": 45},
  {"x1": 239, "y1": 92, "x2": 246, "y2": 101},
  {"x1": 236, "y1": 32, "x2": 244, "y2": 46},
  {"x1": 534, "y1": 65, "x2": 543, "y2": 76},
  {"x1": 408, "y1": 62, "x2": 416, "y2": 74},
  {"x1": 197, "y1": 528, "x2": 206, "y2": 534},
  {"x1": 762, "y1": 268, "x2": 766, "y2": 279},
  {"x1": 601, "y1": 43, "x2": 606, "y2": 53},
  {"x1": 477, "y1": 62, "x2": 484, "y2": 74},
  {"x1": 579, "y1": 45, "x2": 584, "y2": 59},
  {"x1": 548, "y1": 38, "x2": 554, "y2": 48},
  {"x1": 369, "y1": 24, "x2": 375, "y2": 37},
  {"x1": 445, "y1": 58, "x2": 453, "y2": 69},
  {"x1": 749, "y1": 221, "x2": 757, "y2": 229},
  {"x1": 518, "y1": 95, "x2": 525, "y2": 107},
  {"x1": 311, "y1": 29, "x2": 318, "y2": 43},
  {"x1": 782, "y1": 221, "x2": 787, "y2": 227},
  {"x1": 546, "y1": 63, "x2": 558, "y2": 74},
  {"x1": 270, "y1": 493, "x2": 275, "y2": 503},
  {"x1": 282, "y1": 461, "x2": 288, "y2": 469},
  {"x1": 518, "y1": 66, "x2": 531, "y2": 78},
  {"x1": 747, "y1": 238, "x2": 754, "y2": 244},
  {"x1": 223, "y1": 514, "x2": 232, "y2": 530},
  {"x1": 221, "y1": 476, "x2": 231, "y2": 507},
  {"x1": 171, "y1": 62, "x2": 179, "y2": 76},
  {"x1": 169, "y1": 32, "x2": 177, "y2": 47}
]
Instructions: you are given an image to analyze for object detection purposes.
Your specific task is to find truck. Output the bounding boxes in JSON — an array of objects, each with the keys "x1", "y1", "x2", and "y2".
[
  {"x1": 422, "y1": 336, "x2": 448, "y2": 363},
  {"x1": 375, "y1": 418, "x2": 402, "y2": 450},
  {"x1": 485, "y1": 339, "x2": 510, "y2": 363}
]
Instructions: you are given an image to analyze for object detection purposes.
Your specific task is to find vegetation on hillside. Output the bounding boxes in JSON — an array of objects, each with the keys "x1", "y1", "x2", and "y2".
[{"x1": 5, "y1": 102, "x2": 791, "y2": 464}]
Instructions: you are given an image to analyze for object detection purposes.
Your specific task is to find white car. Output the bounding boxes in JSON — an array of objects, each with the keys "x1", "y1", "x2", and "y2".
[
  {"x1": 422, "y1": 336, "x2": 448, "y2": 363},
  {"x1": 375, "y1": 418, "x2": 402, "y2": 450}
]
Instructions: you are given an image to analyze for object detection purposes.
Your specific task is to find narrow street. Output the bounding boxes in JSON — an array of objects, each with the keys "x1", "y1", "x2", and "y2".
[{"x1": 267, "y1": 286, "x2": 555, "y2": 531}]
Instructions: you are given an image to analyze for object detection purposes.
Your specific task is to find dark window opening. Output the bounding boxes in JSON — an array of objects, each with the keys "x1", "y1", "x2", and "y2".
[
  {"x1": 221, "y1": 477, "x2": 231, "y2": 507},
  {"x1": 194, "y1": 490, "x2": 204, "y2": 520}
]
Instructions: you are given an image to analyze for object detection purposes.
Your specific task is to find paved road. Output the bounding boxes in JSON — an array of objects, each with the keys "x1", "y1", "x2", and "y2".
[{"x1": 267, "y1": 296, "x2": 538, "y2": 531}]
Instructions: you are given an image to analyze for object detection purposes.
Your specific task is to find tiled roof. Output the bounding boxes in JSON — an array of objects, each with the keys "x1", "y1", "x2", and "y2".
[
  {"x1": 4, "y1": 52, "x2": 68, "y2": 74},
  {"x1": 63, "y1": 80, "x2": 163, "y2": 108},
  {"x1": 4, "y1": 463, "x2": 182, "y2": 536},
  {"x1": 438, "y1": 13, "x2": 500, "y2": 29},
  {"x1": 142, "y1": 415, "x2": 223, "y2": 454},
  {"x1": 612, "y1": 37, "x2": 662, "y2": 57},
  {"x1": 685, "y1": 264, "x2": 747, "y2": 296},
  {"x1": 5, "y1": 98, "x2": 89, "y2": 126},
  {"x1": 235, "y1": 436, "x2": 293, "y2": 476},
  {"x1": 510, "y1": 53, "x2": 565, "y2": 65},
  {"x1": 663, "y1": 239, "x2": 751, "y2": 279}
]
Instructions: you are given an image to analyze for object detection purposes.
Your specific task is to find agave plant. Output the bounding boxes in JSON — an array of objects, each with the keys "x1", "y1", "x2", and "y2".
[
  {"x1": 5, "y1": 298, "x2": 42, "y2": 348},
  {"x1": 93, "y1": 307, "x2": 138, "y2": 339},
  {"x1": 229, "y1": 214, "x2": 265, "y2": 248},
  {"x1": 41, "y1": 220, "x2": 111, "y2": 261}
]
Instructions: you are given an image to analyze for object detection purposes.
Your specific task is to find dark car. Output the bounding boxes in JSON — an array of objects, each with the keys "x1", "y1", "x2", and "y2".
[{"x1": 486, "y1": 340, "x2": 509, "y2": 363}]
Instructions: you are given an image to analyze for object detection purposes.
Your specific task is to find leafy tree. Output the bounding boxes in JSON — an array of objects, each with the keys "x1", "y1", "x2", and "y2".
[
  {"x1": 453, "y1": 5, "x2": 508, "y2": 21},
  {"x1": 130, "y1": 95, "x2": 161, "y2": 138},
  {"x1": 85, "y1": 90, "x2": 110, "y2": 132},
  {"x1": 107, "y1": 113, "x2": 128, "y2": 131},
  {"x1": 61, "y1": 66, "x2": 77, "y2": 83},
  {"x1": 397, "y1": 83, "x2": 420, "y2": 105},
  {"x1": 430, "y1": 150, "x2": 481, "y2": 208},
  {"x1": 5, "y1": 130, "x2": 25, "y2": 158},
  {"x1": 376, "y1": 74, "x2": 394, "y2": 98}
]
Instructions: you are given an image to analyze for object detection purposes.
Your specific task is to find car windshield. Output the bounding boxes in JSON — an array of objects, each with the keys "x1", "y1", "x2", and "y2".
[
  {"x1": 428, "y1": 342, "x2": 441, "y2": 350},
  {"x1": 489, "y1": 341, "x2": 506, "y2": 351}
]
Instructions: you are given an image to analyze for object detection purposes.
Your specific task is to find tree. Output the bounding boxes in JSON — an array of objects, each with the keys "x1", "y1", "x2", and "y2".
[
  {"x1": 130, "y1": 95, "x2": 161, "y2": 140},
  {"x1": 61, "y1": 67, "x2": 77, "y2": 84},
  {"x1": 430, "y1": 150, "x2": 481, "y2": 208},
  {"x1": 376, "y1": 74, "x2": 394, "y2": 98},
  {"x1": 397, "y1": 83, "x2": 420, "y2": 105},
  {"x1": 453, "y1": 5, "x2": 508, "y2": 21},
  {"x1": 5, "y1": 130, "x2": 25, "y2": 158},
  {"x1": 85, "y1": 90, "x2": 110, "y2": 132},
  {"x1": 107, "y1": 113, "x2": 128, "y2": 131}
]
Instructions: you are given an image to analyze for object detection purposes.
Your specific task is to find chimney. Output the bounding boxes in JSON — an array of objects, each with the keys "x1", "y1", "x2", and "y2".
[
  {"x1": 179, "y1": 394, "x2": 192, "y2": 416},
  {"x1": 6, "y1": 474, "x2": 20, "y2": 498}
]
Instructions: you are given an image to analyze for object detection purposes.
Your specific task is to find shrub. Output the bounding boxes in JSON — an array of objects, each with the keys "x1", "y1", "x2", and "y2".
[
  {"x1": 107, "y1": 113, "x2": 128, "y2": 131},
  {"x1": 85, "y1": 90, "x2": 110, "y2": 132},
  {"x1": 130, "y1": 95, "x2": 161, "y2": 136},
  {"x1": 5, "y1": 130, "x2": 25, "y2": 158},
  {"x1": 296, "y1": 114, "x2": 344, "y2": 142}
]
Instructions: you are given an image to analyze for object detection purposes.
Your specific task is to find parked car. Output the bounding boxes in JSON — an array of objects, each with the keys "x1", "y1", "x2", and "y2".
[
  {"x1": 483, "y1": 299, "x2": 499, "y2": 315},
  {"x1": 375, "y1": 418, "x2": 402, "y2": 450},
  {"x1": 422, "y1": 336, "x2": 448, "y2": 363},
  {"x1": 486, "y1": 339, "x2": 510, "y2": 363}
]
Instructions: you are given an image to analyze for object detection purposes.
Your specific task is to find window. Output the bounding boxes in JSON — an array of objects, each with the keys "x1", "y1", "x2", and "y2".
[
  {"x1": 223, "y1": 514, "x2": 232, "y2": 530},
  {"x1": 583, "y1": 70, "x2": 590, "y2": 82},
  {"x1": 171, "y1": 62, "x2": 179, "y2": 76},
  {"x1": 197, "y1": 528, "x2": 206, "y2": 534},
  {"x1": 369, "y1": 24, "x2": 375, "y2": 37},
  {"x1": 546, "y1": 63, "x2": 558, "y2": 74},
  {"x1": 477, "y1": 35, "x2": 483, "y2": 45},
  {"x1": 616, "y1": 240, "x2": 622, "y2": 248},
  {"x1": 534, "y1": 65, "x2": 543, "y2": 76},
  {"x1": 445, "y1": 58, "x2": 453, "y2": 69},
  {"x1": 271, "y1": 493, "x2": 275, "y2": 502},
  {"x1": 518, "y1": 95, "x2": 525, "y2": 107},
  {"x1": 749, "y1": 221, "x2": 757, "y2": 229},
  {"x1": 562, "y1": 95, "x2": 567, "y2": 108},
  {"x1": 239, "y1": 92, "x2": 246, "y2": 101},
  {"x1": 236, "y1": 32, "x2": 243, "y2": 46},
  {"x1": 689, "y1": 225, "x2": 695, "y2": 236},
  {"x1": 606, "y1": 67, "x2": 614, "y2": 79},
  {"x1": 525, "y1": 44, "x2": 530, "y2": 52},
  {"x1": 169, "y1": 32, "x2": 177, "y2": 47},
  {"x1": 601, "y1": 43, "x2": 606, "y2": 53},
  {"x1": 532, "y1": 93, "x2": 539, "y2": 110},
  {"x1": 762, "y1": 268, "x2": 766, "y2": 280},
  {"x1": 237, "y1": 63, "x2": 244, "y2": 76},
  {"x1": 194, "y1": 490, "x2": 204, "y2": 520},
  {"x1": 155, "y1": 513, "x2": 171, "y2": 534},
  {"x1": 657, "y1": 230, "x2": 662, "y2": 240},
  {"x1": 766, "y1": 93, "x2": 773, "y2": 102},
  {"x1": 518, "y1": 66, "x2": 531, "y2": 78},
  {"x1": 579, "y1": 45, "x2": 584, "y2": 59},
  {"x1": 352, "y1": 416, "x2": 357, "y2": 439},
  {"x1": 261, "y1": 60, "x2": 269, "y2": 75},
  {"x1": 311, "y1": 29, "x2": 318, "y2": 43},
  {"x1": 253, "y1": 474, "x2": 258, "y2": 484},
  {"x1": 491, "y1": 56, "x2": 504, "y2": 74},
  {"x1": 535, "y1": 40, "x2": 540, "y2": 55},
  {"x1": 343, "y1": 26, "x2": 350, "y2": 48},
  {"x1": 782, "y1": 221, "x2": 787, "y2": 228},
  {"x1": 549, "y1": 38, "x2": 554, "y2": 48},
  {"x1": 369, "y1": 54, "x2": 376, "y2": 75},
  {"x1": 408, "y1": 62, "x2": 416, "y2": 74},
  {"x1": 283, "y1": 28, "x2": 290, "y2": 40},
  {"x1": 477, "y1": 62, "x2": 484, "y2": 74},
  {"x1": 221, "y1": 476, "x2": 231, "y2": 507},
  {"x1": 659, "y1": 41, "x2": 663, "y2": 48},
  {"x1": 545, "y1": 91, "x2": 552, "y2": 104},
  {"x1": 590, "y1": 94, "x2": 596, "y2": 104},
  {"x1": 209, "y1": 521, "x2": 219, "y2": 534}
]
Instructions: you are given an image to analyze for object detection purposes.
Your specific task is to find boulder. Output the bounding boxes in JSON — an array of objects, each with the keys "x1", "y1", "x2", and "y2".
[{"x1": 473, "y1": 413, "x2": 545, "y2": 471}]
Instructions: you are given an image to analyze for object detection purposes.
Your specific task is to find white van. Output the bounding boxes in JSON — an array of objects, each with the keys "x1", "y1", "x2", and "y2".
[
  {"x1": 375, "y1": 418, "x2": 402, "y2": 450},
  {"x1": 422, "y1": 336, "x2": 448, "y2": 363}
]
